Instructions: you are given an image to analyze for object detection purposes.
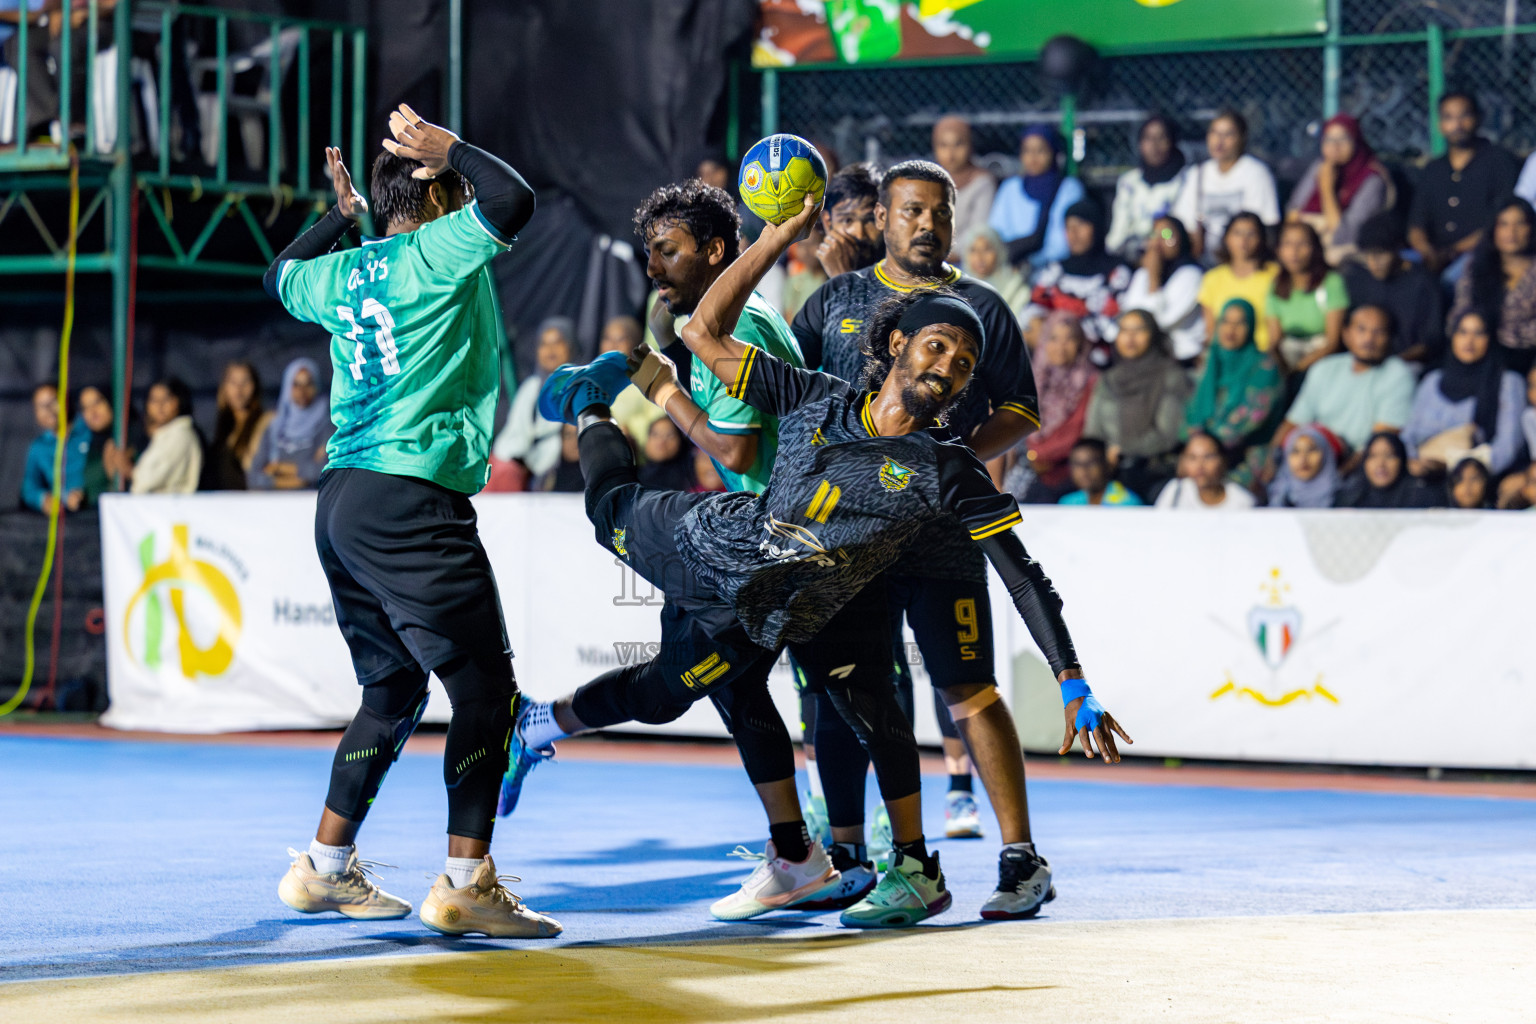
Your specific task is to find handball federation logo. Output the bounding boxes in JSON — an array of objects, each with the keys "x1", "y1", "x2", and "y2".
[
  {"x1": 1210, "y1": 567, "x2": 1337, "y2": 707},
  {"x1": 611, "y1": 527, "x2": 629, "y2": 558},
  {"x1": 741, "y1": 163, "x2": 764, "y2": 192},
  {"x1": 123, "y1": 524, "x2": 243, "y2": 679},
  {"x1": 879, "y1": 458, "x2": 914, "y2": 492}
]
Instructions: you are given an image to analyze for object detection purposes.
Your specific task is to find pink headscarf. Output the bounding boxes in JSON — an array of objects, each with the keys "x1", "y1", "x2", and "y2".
[{"x1": 1034, "y1": 311, "x2": 1097, "y2": 438}]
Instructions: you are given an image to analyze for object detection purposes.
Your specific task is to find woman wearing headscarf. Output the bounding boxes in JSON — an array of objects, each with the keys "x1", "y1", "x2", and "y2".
[
  {"x1": 988, "y1": 125, "x2": 1085, "y2": 269},
  {"x1": 1184, "y1": 298, "x2": 1284, "y2": 487},
  {"x1": 1003, "y1": 311, "x2": 1098, "y2": 502},
  {"x1": 1025, "y1": 199, "x2": 1134, "y2": 358},
  {"x1": 1335, "y1": 431, "x2": 1436, "y2": 508},
  {"x1": 248, "y1": 357, "x2": 335, "y2": 490},
  {"x1": 1448, "y1": 199, "x2": 1536, "y2": 374},
  {"x1": 959, "y1": 225, "x2": 1030, "y2": 323},
  {"x1": 635, "y1": 417, "x2": 695, "y2": 491},
  {"x1": 1083, "y1": 308, "x2": 1191, "y2": 500},
  {"x1": 1120, "y1": 215, "x2": 1206, "y2": 360},
  {"x1": 1402, "y1": 308, "x2": 1526, "y2": 478},
  {"x1": 1107, "y1": 114, "x2": 1188, "y2": 261},
  {"x1": 1286, "y1": 113, "x2": 1394, "y2": 264},
  {"x1": 1266, "y1": 423, "x2": 1343, "y2": 508}
]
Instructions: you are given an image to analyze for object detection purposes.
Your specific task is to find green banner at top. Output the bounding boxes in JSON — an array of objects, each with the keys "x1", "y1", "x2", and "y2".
[{"x1": 753, "y1": 0, "x2": 1328, "y2": 68}]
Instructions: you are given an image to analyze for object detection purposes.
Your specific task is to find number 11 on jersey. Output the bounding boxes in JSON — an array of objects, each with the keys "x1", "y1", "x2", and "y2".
[{"x1": 338, "y1": 299, "x2": 401, "y2": 381}]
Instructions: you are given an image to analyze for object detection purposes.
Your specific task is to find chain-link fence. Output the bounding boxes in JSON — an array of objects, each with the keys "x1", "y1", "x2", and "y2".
[{"x1": 769, "y1": 0, "x2": 1536, "y2": 191}]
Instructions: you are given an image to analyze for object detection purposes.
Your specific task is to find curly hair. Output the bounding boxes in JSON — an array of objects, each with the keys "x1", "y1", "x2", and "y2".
[
  {"x1": 856, "y1": 288, "x2": 973, "y2": 421},
  {"x1": 633, "y1": 179, "x2": 741, "y2": 262},
  {"x1": 369, "y1": 150, "x2": 469, "y2": 230}
]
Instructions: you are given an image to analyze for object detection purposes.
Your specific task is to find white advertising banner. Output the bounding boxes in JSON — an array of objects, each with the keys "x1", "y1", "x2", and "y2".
[
  {"x1": 100, "y1": 496, "x2": 1535, "y2": 768},
  {"x1": 1002, "y1": 508, "x2": 1536, "y2": 770},
  {"x1": 98, "y1": 493, "x2": 970, "y2": 742}
]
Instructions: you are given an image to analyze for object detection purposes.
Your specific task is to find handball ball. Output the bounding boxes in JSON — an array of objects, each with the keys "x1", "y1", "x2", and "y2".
[{"x1": 738, "y1": 134, "x2": 828, "y2": 226}]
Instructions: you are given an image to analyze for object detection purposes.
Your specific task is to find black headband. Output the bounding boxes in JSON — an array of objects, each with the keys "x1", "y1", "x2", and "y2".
[{"x1": 895, "y1": 293, "x2": 985, "y2": 358}]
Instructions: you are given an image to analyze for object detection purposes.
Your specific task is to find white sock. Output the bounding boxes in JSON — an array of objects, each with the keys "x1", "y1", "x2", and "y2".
[
  {"x1": 444, "y1": 856, "x2": 482, "y2": 889},
  {"x1": 308, "y1": 839, "x2": 354, "y2": 876},
  {"x1": 806, "y1": 762, "x2": 825, "y2": 801},
  {"x1": 520, "y1": 700, "x2": 569, "y2": 750}
]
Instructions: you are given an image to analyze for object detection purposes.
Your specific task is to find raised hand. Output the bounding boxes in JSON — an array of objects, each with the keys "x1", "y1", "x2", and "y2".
[
  {"x1": 325, "y1": 147, "x2": 368, "y2": 221},
  {"x1": 762, "y1": 195, "x2": 824, "y2": 253},
  {"x1": 382, "y1": 103, "x2": 460, "y2": 180}
]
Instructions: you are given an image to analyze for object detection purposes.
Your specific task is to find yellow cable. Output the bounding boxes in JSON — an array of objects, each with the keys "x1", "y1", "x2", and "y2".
[{"x1": 2, "y1": 149, "x2": 79, "y2": 717}]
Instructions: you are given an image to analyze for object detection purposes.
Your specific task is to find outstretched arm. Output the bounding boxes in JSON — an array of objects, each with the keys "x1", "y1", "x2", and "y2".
[{"x1": 680, "y1": 197, "x2": 821, "y2": 388}]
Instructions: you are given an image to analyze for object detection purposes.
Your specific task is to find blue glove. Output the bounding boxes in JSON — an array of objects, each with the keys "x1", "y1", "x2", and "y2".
[{"x1": 1059, "y1": 677, "x2": 1105, "y2": 732}]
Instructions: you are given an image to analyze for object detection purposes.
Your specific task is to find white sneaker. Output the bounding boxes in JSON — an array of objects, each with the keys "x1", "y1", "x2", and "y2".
[
  {"x1": 944, "y1": 789, "x2": 984, "y2": 839},
  {"x1": 980, "y1": 845, "x2": 1055, "y2": 920},
  {"x1": 709, "y1": 840, "x2": 838, "y2": 921},
  {"x1": 278, "y1": 848, "x2": 412, "y2": 919},
  {"x1": 792, "y1": 851, "x2": 877, "y2": 911},
  {"x1": 419, "y1": 855, "x2": 563, "y2": 938}
]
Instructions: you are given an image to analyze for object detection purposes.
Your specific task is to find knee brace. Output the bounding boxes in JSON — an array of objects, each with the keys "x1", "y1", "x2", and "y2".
[
  {"x1": 571, "y1": 663, "x2": 691, "y2": 729},
  {"x1": 823, "y1": 683, "x2": 921, "y2": 805},
  {"x1": 712, "y1": 682, "x2": 795, "y2": 785},
  {"x1": 437, "y1": 655, "x2": 518, "y2": 842},
  {"x1": 325, "y1": 674, "x2": 431, "y2": 823},
  {"x1": 578, "y1": 420, "x2": 639, "y2": 521}
]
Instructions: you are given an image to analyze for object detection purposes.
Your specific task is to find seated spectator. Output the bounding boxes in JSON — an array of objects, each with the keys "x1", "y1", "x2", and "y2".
[
  {"x1": 1402, "y1": 309, "x2": 1526, "y2": 478},
  {"x1": 1267, "y1": 424, "x2": 1343, "y2": 508},
  {"x1": 636, "y1": 417, "x2": 693, "y2": 490},
  {"x1": 989, "y1": 125, "x2": 1085, "y2": 269},
  {"x1": 1171, "y1": 109, "x2": 1281, "y2": 262},
  {"x1": 1407, "y1": 91, "x2": 1520, "y2": 285},
  {"x1": 492, "y1": 317, "x2": 573, "y2": 479},
  {"x1": 691, "y1": 447, "x2": 727, "y2": 493},
  {"x1": 816, "y1": 162, "x2": 884, "y2": 277},
  {"x1": 598, "y1": 314, "x2": 663, "y2": 445},
  {"x1": 1447, "y1": 455, "x2": 1493, "y2": 509},
  {"x1": 1002, "y1": 312, "x2": 1097, "y2": 503},
  {"x1": 201, "y1": 361, "x2": 271, "y2": 491},
  {"x1": 1267, "y1": 221, "x2": 1349, "y2": 373},
  {"x1": 535, "y1": 424, "x2": 586, "y2": 493},
  {"x1": 960, "y1": 226, "x2": 1029, "y2": 323},
  {"x1": 1083, "y1": 309, "x2": 1190, "y2": 500},
  {"x1": 1335, "y1": 431, "x2": 1437, "y2": 509},
  {"x1": 1155, "y1": 431, "x2": 1256, "y2": 509},
  {"x1": 248, "y1": 357, "x2": 333, "y2": 490},
  {"x1": 1198, "y1": 211, "x2": 1279, "y2": 352},
  {"x1": 1107, "y1": 114, "x2": 1188, "y2": 261},
  {"x1": 71, "y1": 384, "x2": 118, "y2": 508},
  {"x1": 1057, "y1": 438, "x2": 1144, "y2": 506},
  {"x1": 1025, "y1": 199, "x2": 1132, "y2": 354},
  {"x1": 932, "y1": 115, "x2": 996, "y2": 259},
  {"x1": 1342, "y1": 213, "x2": 1444, "y2": 367},
  {"x1": 127, "y1": 377, "x2": 202, "y2": 495},
  {"x1": 1448, "y1": 199, "x2": 1536, "y2": 375},
  {"x1": 1287, "y1": 114, "x2": 1393, "y2": 264},
  {"x1": 1278, "y1": 304, "x2": 1415, "y2": 457},
  {"x1": 1185, "y1": 298, "x2": 1284, "y2": 487},
  {"x1": 1524, "y1": 364, "x2": 1536, "y2": 463},
  {"x1": 1120, "y1": 215, "x2": 1206, "y2": 360},
  {"x1": 1497, "y1": 462, "x2": 1536, "y2": 510},
  {"x1": 782, "y1": 222, "x2": 828, "y2": 321},
  {"x1": 20, "y1": 383, "x2": 84, "y2": 514}
]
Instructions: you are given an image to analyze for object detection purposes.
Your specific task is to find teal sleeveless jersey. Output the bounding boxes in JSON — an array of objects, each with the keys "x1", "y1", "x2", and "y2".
[{"x1": 277, "y1": 201, "x2": 513, "y2": 493}]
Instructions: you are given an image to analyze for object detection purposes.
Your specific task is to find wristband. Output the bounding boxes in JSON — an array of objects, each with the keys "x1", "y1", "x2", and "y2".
[{"x1": 1059, "y1": 677, "x2": 1104, "y2": 733}]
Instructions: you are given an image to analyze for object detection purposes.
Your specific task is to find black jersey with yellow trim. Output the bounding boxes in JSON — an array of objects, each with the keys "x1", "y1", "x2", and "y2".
[
  {"x1": 674, "y1": 344, "x2": 1025, "y2": 649},
  {"x1": 790, "y1": 262, "x2": 1041, "y2": 440}
]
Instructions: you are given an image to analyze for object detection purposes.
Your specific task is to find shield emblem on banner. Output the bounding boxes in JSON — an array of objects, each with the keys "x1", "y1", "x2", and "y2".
[{"x1": 1247, "y1": 605, "x2": 1300, "y2": 669}]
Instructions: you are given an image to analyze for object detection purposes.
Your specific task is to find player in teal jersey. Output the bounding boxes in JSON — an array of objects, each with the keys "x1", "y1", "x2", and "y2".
[{"x1": 266, "y1": 105, "x2": 559, "y2": 939}]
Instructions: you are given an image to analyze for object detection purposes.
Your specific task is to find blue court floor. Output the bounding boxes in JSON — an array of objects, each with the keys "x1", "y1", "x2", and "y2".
[{"x1": 3, "y1": 735, "x2": 1535, "y2": 984}]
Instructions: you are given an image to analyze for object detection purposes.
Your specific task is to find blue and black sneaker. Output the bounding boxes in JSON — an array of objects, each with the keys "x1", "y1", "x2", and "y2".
[
  {"x1": 537, "y1": 351, "x2": 634, "y2": 425},
  {"x1": 496, "y1": 694, "x2": 557, "y2": 818}
]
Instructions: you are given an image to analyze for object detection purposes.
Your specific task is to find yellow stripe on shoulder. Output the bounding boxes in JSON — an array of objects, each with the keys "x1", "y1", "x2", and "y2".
[
  {"x1": 998, "y1": 402, "x2": 1041, "y2": 428},
  {"x1": 728, "y1": 345, "x2": 759, "y2": 399},
  {"x1": 969, "y1": 510, "x2": 1023, "y2": 541}
]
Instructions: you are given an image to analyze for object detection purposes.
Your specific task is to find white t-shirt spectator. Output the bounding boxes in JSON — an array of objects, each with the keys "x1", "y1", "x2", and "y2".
[
  {"x1": 1154, "y1": 477, "x2": 1256, "y2": 509},
  {"x1": 1172, "y1": 155, "x2": 1281, "y2": 251},
  {"x1": 1106, "y1": 166, "x2": 1187, "y2": 258},
  {"x1": 1120, "y1": 263, "x2": 1207, "y2": 360}
]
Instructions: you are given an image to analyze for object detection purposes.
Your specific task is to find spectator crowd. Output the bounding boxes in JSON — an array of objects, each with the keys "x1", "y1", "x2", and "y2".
[{"x1": 20, "y1": 90, "x2": 1536, "y2": 513}]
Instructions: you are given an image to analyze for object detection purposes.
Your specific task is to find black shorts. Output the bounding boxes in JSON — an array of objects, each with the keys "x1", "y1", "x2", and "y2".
[
  {"x1": 786, "y1": 577, "x2": 898, "y2": 697},
  {"x1": 590, "y1": 479, "x2": 716, "y2": 603},
  {"x1": 887, "y1": 573, "x2": 995, "y2": 690},
  {"x1": 315, "y1": 467, "x2": 510, "y2": 683}
]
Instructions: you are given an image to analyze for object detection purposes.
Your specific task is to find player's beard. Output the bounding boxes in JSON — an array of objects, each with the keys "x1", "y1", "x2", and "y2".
[
  {"x1": 894, "y1": 348, "x2": 955, "y2": 422},
  {"x1": 890, "y1": 231, "x2": 947, "y2": 280}
]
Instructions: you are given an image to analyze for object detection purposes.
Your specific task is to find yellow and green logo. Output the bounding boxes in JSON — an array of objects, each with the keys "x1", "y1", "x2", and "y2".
[
  {"x1": 123, "y1": 524, "x2": 242, "y2": 679},
  {"x1": 879, "y1": 458, "x2": 914, "y2": 492},
  {"x1": 611, "y1": 527, "x2": 629, "y2": 558}
]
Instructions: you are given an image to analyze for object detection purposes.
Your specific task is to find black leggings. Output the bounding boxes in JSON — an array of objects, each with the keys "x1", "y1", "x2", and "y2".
[{"x1": 325, "y1": 651, "x2": 517, "y2": 842}]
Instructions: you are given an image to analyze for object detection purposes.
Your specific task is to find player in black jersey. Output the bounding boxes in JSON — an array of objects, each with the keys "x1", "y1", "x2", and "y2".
[
  {"x1": 791, "y1": 160, "x2": 1073, "y2": 917},
  {"x1": 500, "y1": 196, "x2": 1129, "y2": 926}
]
